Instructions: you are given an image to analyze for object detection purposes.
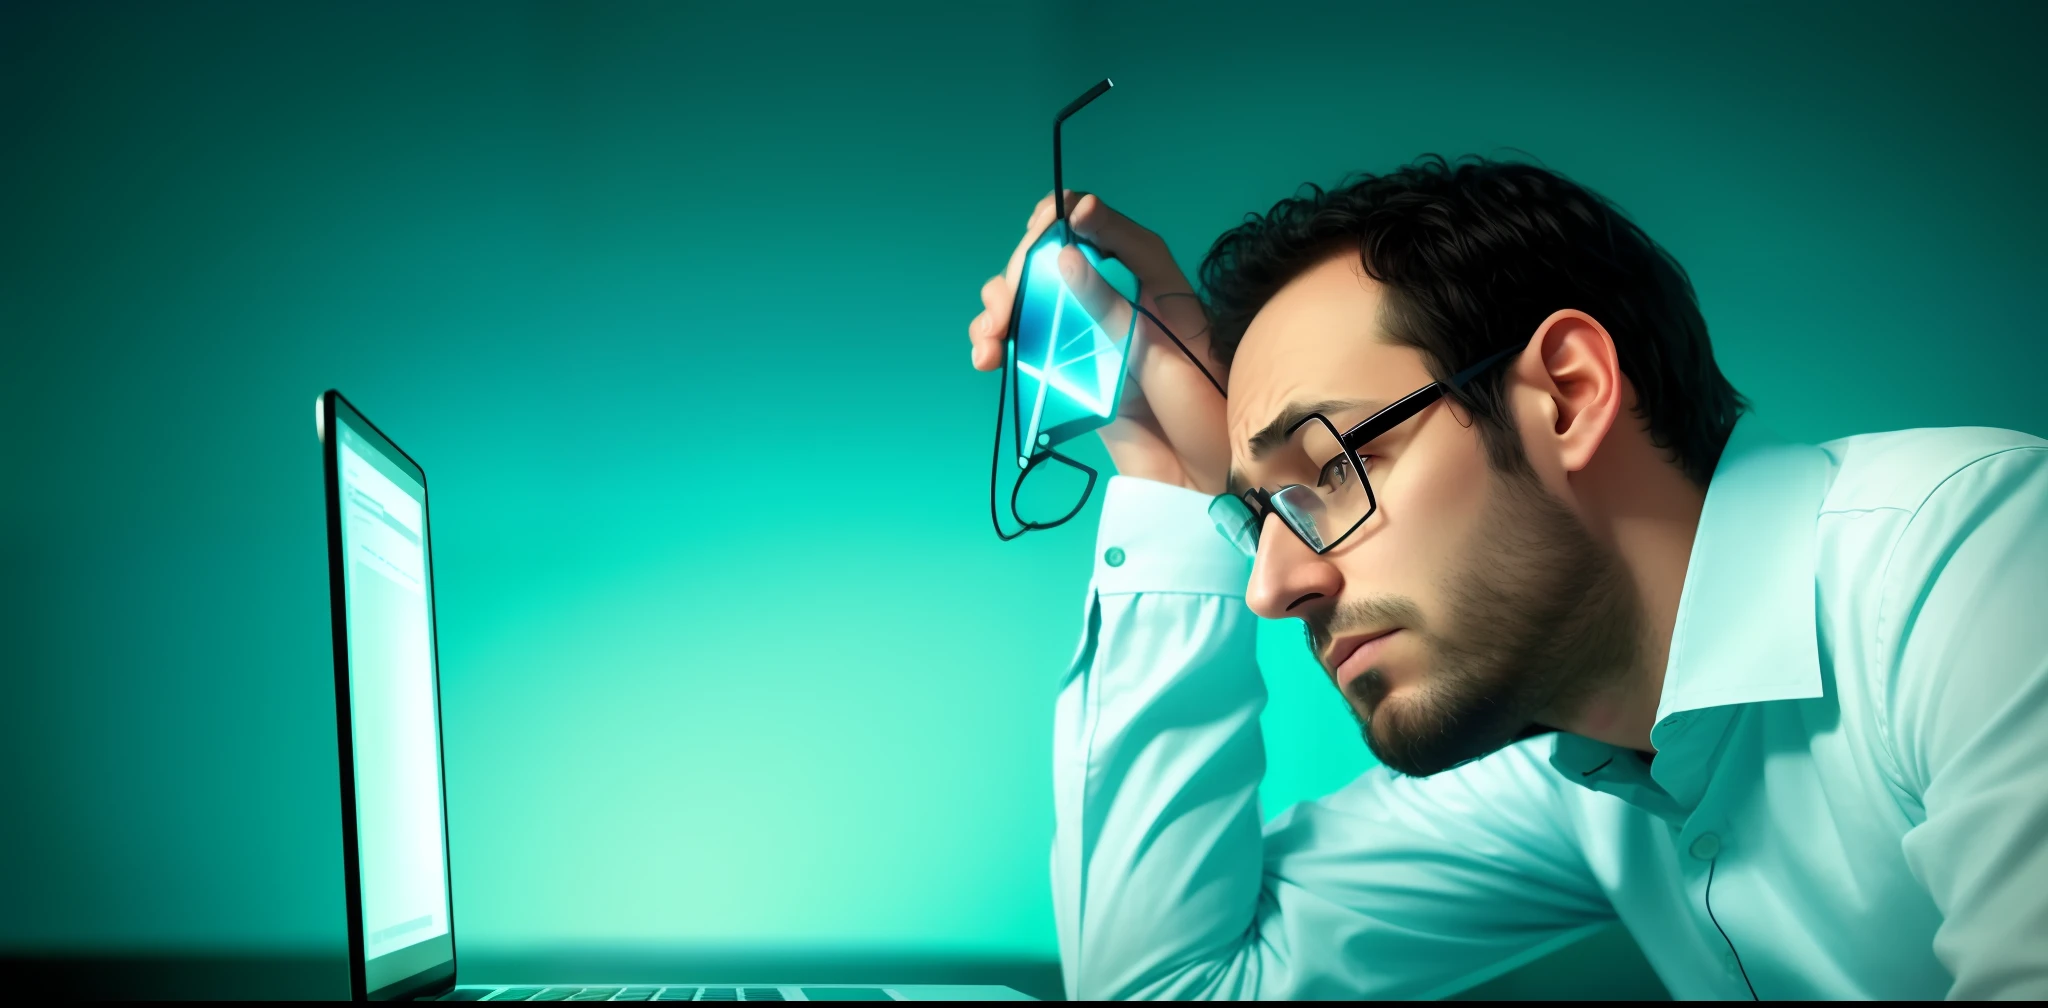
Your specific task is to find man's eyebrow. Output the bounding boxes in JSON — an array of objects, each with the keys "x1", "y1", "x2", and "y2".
[{"x1": 1247, "y1": 398, "x2": 1385, "y2": 461}]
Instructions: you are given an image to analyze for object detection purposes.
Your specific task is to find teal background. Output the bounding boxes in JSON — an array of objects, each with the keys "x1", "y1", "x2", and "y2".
[{"x1": 4, "y1": 0, "x2": 2044, "y2": 998}]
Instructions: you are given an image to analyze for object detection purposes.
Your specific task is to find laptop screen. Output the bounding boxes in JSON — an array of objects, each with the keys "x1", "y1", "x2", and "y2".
[{"x1": 332, "y1": 405, "x2": 455, "y2": 996}]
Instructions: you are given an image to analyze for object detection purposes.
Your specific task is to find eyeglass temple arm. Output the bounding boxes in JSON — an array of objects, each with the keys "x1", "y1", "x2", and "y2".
[
  {"x1": 1134, "y1": 301, "x2": 1226, "y2": 397},
  {"x1": 1450, "y1": 345, "x2": 1520, "y2": 387},
  {"x1": 1048, "y1": 80, "x2": 1231, "y2": 402},
  {"x1": 1053, "y1": 79, "x2": 1113, "y2": 227},
  {"x1": 1337, "y1": 345, "x2": 1522, "y2": 452}
]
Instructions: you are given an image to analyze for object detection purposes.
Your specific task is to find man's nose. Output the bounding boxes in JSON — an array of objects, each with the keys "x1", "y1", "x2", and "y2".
[{"x1": 1245, "y1": 513, "x2": 1342, "y2": 620}]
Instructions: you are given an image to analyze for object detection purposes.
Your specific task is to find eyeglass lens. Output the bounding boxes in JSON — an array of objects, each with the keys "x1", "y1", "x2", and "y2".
[
  {"x1": 1211, "y1": 416, "x2": 1376, "y2": 556},
  {"x1": 1286, "y1": 415, "x2": 1376, "y2": 551},
  {"x1": 1208, "y1": 494, "x2": 1260, "y2": 555}
]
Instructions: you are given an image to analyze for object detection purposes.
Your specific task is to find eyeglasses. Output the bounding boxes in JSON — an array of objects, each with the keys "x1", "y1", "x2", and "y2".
[
  {"x1": 1207, "y1": 346, "x2": 1519, "y2": 557},
  {"x1": 989, "y1": 79, "x2": 1223, "y2": 541}
]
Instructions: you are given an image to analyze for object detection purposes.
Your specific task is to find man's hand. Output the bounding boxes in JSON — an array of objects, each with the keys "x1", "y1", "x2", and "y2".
[{"x1": 967, "y1": 191, "x2": 1230, "y2": 495}]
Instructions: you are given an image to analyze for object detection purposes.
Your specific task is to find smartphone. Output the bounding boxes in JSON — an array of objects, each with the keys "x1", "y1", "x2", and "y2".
[{"x1": 1005, "y1": 221, "x2": 1143, "y2": 465}]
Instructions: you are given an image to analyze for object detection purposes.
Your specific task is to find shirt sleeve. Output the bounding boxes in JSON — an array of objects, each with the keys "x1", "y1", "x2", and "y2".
[
  {"x1": 1883, "y1": 445, "x2": 2048, "y2": 1000},
  {"x1": 1051, "y1": 476, "x2": 1616, "y2": 1000}
]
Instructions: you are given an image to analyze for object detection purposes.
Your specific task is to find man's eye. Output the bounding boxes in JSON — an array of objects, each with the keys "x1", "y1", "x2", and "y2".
[{"x1": 1318, "y1": 453, "x2": 1370, "y2": 489}]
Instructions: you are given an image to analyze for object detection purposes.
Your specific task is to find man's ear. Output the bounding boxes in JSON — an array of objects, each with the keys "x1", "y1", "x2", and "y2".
[{"x1": 1517, "y1": 309, "x2": 1623, "y2": 475}]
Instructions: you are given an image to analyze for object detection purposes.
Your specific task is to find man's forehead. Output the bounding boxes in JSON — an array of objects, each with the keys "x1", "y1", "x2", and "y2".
[
  {"x1": 1227, "y1": 256, "x2": 1392, "y2": 409},
  {"x1": 1224, "y1": 259, "x2": 1428, "y2": 486}
]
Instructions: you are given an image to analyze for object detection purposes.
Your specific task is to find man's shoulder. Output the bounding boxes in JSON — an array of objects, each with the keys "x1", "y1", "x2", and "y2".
[{"x1": 1815, "y1": 425, "x2": 2048, "y2": 517}]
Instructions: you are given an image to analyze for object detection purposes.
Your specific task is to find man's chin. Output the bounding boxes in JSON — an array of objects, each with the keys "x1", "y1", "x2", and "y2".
[{"x1": 1361, "y1": 697, "x2": 1522, "y2": 778}]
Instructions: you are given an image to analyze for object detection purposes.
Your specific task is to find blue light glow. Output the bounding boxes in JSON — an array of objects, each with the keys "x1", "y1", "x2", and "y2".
[{"x1": 1012, "y1": 239, "x2": 1128, "y2": 455}]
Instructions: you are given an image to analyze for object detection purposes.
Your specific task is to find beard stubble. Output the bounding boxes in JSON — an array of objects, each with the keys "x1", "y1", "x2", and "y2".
[{"x1": 1305, "y1": 455, "x2": 1643, "y2": 777}]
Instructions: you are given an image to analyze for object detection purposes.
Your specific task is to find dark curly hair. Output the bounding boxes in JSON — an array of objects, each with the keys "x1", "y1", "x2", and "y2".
[{"x1": 1199, "y1": 155, "x2": 1747, "y2": 488}]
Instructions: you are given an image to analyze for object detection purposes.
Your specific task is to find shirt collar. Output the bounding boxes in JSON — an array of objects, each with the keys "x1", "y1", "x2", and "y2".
[
  {"x1": 1653, "y1": 412, "x2": 1833, "y2": 729},
  {"x1": 1547, "y1": 413, "x2": 1834, "y2": 815}
]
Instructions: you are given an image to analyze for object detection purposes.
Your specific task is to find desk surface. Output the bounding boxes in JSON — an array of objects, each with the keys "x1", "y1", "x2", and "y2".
[
  {"x1": 5, "y1": 928, "x2": 1666, "y2": 1001},
  {"x1": 4, "y1": 951, "x2": 1063, "y2": 1001}
]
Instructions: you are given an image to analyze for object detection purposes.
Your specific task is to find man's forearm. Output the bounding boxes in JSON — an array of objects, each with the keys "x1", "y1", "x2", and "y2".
[{"x1": 1050, "y1": 477, "x2": 1268, "y2": 999}]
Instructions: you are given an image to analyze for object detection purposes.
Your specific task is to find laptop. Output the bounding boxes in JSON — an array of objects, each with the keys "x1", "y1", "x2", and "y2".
[{"x1": 315, "y1": 390, "x2": 1031, "y2": 1002}]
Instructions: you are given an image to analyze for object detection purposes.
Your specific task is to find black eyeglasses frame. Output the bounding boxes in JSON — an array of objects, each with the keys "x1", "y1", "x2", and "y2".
[
  {"x1": 989, "y1": 78, "x2": 1114, "y2": 541},
  {"x1": 1220, "y1": 345, "x2": 1521, "y2": 556},
  {"x1": 990, "y1": 78, "x2": 1229, "y2": 541}
]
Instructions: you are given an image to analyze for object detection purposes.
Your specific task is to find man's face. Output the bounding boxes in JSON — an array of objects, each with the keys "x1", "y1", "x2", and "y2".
[{"x1": 1225, "y1": 253, "x2": 1639, "y2": 776}]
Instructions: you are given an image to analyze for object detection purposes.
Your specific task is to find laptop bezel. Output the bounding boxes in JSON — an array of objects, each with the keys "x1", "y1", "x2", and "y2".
[{"x1": 319, "y1": 389, "x2": 461, "y2": 1001}]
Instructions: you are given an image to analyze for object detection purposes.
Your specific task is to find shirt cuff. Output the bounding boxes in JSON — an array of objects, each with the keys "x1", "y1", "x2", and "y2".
[{"x1": 1092, "y1": 475, "x2": 1253, "y2": 597}]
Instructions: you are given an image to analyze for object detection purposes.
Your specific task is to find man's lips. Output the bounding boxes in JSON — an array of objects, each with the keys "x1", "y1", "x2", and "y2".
[{"x1": 1326, "y1": 629, "x2": 1401, "y2": 688}]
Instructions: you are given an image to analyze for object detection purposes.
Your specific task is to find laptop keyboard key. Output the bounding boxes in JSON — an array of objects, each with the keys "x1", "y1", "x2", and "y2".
[
  {"x1": 489, "y1": 989, "x2": 546, "y2": 1001},
  {"x1": 743, "y1": 990, "x2": 784, "y2": 1001},
  {"x1": 653, "y1": 989, "x2": 698, "y2": 1001},
  {"x1": 568, "y1": 989, "x2": 622, "y2": 1001},
  {"x1": 530, "y1": 989, "x2": 583, "y2": 1001}
]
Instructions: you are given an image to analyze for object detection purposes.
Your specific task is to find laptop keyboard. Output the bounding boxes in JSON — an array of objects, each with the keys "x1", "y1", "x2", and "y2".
[{"x1": 482, "y1": 989, "x2": 790, "y2": 1002}]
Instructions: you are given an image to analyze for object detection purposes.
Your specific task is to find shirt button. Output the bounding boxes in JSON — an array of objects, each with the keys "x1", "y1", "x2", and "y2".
[
  {"x1": 1689, "y1": 833, "x2": 1722, "y2": 860},
  {"x1": 1104, "y1": 547, "x2": 1126, "y2": 567}
]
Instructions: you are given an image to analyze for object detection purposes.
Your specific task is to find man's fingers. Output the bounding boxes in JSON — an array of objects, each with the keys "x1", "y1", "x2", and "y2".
[
  {"x1": 1064, "y1": 193, "x2": 1188, "y2": 298},
  {"x1": 1055, "y1": 246, "x2": 1110, "y2": 318},
  {"x1": 968, "y1": 274, "x2": 1010, "y2": 371},
  {"x1": 1002, "y1": 192, "x2": 1068, "y2": 292},
  {"x1": 968, "y1": 314, "x2": 999, "y2": 371},
  {"x1": 1056, "y1": 246, "x2": 1136, "y2": 352},
  {"x1": 972, "y1": 191, "x2": 1150, "y2": 378},
  {"x1": 1029, "y1": 189, "x2": 1061, "y2": 226},
  {"x1": 968, "y1": 196, "x2": 1067, "y2": 376},
  {"x1": 1142, "y1": 290, "x2": 1228, "y2": 384}
]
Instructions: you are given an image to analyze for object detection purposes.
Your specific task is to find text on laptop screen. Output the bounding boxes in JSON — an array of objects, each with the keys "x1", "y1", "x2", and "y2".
[{"x1": 337, "y1": 418, "x2": 454, "y2": 988}]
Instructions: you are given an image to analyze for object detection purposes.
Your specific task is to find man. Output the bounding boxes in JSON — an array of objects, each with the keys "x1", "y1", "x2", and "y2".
[{"x1": 963, "y1": 157, "x2": 2048, "y2": 999}]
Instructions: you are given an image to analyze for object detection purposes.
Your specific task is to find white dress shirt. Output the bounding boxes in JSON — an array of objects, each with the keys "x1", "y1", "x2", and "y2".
[{"x1": 1050, "y1": 417, "x2": 2048, "y2": 999}]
